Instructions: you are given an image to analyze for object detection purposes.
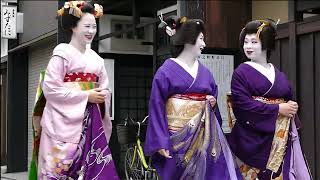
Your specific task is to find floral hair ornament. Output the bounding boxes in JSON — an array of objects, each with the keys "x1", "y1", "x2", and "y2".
[
  {"x1": 93, "y1": 3, "x2": 103, "y2": 18},
  {"x1": 57, "y1": 1, "x2": 103, "y2": 19},
  {"x1": 158, "y1": 12, "x2": 176, "y2": 36}
]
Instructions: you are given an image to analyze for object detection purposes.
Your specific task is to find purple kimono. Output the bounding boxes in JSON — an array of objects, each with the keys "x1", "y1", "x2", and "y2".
[
  {"x1": 144, "y1": 59, "x2": 242, "y2": 180},
  {"x1": 228, "y1": 63, "x2": 311, "y2": 180}
]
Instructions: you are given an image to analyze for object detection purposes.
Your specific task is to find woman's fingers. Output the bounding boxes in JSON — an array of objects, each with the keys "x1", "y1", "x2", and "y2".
[
  {"x1": 206, "y1": 95, "x2": 216, "y2": 107},
  {"x1": 288, "y1": 101, "x2": 299, "y2": 109},
  {"x1": 158, "y1": 149, "x2": 172, "y2": 158},
  {"x1": 164, "y1": 150, "x2": 172, "y2": 158},
  {"x1": 93, "y1": 87, "x2": 104, "y2": 92},
  {"x1": 290, "y1": 104, "x2": 298, "y2": 113}
]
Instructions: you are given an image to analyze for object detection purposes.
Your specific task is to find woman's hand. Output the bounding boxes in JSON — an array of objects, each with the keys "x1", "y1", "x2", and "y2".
[
  {"x1": 88, "y1": 88, "x2": 107, "y2": 104},
  {"x1": 158, "y1": 149, "x2": 172, "y2": 158},
  {"x1": 279, "y1": 100, "x2": 298, "y2": 118},
  {"x1": 206, "y1": 95, "x2": 217, "y2": 108}
]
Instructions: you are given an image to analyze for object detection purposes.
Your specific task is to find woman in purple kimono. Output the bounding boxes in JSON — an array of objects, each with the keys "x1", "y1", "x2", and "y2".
[
  {"x1": 227, "y1": 19, "x2": 311, "y2": 180},
  {"x1": 144, "y1": 16, "x2": 241, "y2": 180},
  {"x1": 29, "y1": 1, "x2": 119, "y2": 179}
]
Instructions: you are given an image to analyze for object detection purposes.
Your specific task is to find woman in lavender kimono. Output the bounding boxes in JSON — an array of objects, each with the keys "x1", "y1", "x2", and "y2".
[
  {"x1": 227, "y1": 19, "x2": 311, "y2": 180},
  {"x1": 29, "y1": 1, "x2": 119, "y2": 179},
  {"x1": 144, "y1": 16, "x2": 241, "y2": 180}
]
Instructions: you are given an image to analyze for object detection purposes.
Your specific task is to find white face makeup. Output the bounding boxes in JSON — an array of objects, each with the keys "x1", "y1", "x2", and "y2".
[
  {"x1": 193, "y1": 32, "x2": 206, "y2": 56},
  {"x1": 243, "y1": 33, "x2": 265, "y2": 61},
  {"x1": 71, "y1": 13, "x2": 97, "y2": 45}
]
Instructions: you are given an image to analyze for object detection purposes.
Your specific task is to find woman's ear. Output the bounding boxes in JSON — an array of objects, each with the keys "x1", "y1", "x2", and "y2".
[{"x1": 70, "y1": 26, "x2": 77, "y2": 34}]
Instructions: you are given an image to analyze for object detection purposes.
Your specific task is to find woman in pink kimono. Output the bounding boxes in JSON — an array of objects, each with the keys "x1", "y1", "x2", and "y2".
[{"x1": 29, "y1": 1, "x2": 119, "y2": 179}]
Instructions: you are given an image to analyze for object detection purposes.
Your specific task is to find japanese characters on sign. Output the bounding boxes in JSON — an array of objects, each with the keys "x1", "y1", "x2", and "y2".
[
  {"x1": 1, "y1": 5, "x2": 17, "y2": 39},
  {"x1": 198, "y1": 54, "x2": 234, "y2": 133}
]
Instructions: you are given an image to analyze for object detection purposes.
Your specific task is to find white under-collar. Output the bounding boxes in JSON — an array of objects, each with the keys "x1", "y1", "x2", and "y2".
[
  {"x1": 245, "y1": 61, "x2": 275, "y2": 83},
  {"x1": 171, "y1": 58, "x2": 199, "y2": 79}
]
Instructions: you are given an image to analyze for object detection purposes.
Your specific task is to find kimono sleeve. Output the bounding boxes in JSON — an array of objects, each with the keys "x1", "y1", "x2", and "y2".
[
  {"x1": 98, "y1": 63, "x2": 113, "y2": 142},
  {"x1": 231, "y1": 70, "x2": 279, "y2": 133},
  {"x1": 144, "y1": 71, "x2": 171, "y2": 155},
  {"x1": 42, "y1": 55, "x2": 89, "y2": 122}
]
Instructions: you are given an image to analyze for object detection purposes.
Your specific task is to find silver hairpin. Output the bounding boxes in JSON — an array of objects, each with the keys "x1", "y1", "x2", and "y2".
[
  {"x1": 158, "y1": 12, "x2": 167, "y2": 26},
  {"x1": 276, "y1": 19, "x2": 280, "y2": 25}
]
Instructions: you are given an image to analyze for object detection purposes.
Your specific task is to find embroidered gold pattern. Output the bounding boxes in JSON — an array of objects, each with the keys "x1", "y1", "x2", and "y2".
[
  {"x1": 166, "y1": 97, "x2": 205, "y2": 132},
  {"x1": 184, "y1": 127, "x2": 204, "y2": 165}
]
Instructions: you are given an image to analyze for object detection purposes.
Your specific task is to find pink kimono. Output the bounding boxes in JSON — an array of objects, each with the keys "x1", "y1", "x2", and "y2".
[{"x1": 34, "y1": 43, "x2": 118, "y2": 179}]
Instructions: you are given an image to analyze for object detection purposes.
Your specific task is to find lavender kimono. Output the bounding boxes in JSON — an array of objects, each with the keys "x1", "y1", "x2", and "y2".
[
  {"x1": 228, "y1": 63, "x2": 311, "y2": 180},
  {"x1": 144, "y1": 59, "x2": 241, "y2": 180},
  {"x1": 30, "y1": 44, "x2": 119, "y2": 179}
]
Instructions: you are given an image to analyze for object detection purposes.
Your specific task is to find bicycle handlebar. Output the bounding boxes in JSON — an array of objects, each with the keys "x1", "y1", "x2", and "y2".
[
  {"x1": 141, "y1": 115, "x2": 148, "y2": 124},
  {"x1": 124, "y1": 115, "x2": 148, "y2": 138},
  {"x1": 125, "y1": 115, "x2": 148, "y2": 126}
]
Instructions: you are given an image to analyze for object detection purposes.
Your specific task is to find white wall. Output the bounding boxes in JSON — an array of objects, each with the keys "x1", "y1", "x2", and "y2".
[{"x1": 19, "y1": 1, "x2": 58, "y2": 43}]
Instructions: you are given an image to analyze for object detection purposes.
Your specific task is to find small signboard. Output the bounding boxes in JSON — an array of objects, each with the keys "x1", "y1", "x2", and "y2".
[
  {"x1": 1, "y1": 5, "x2": 17, "y2": 39},
  {"x1": 198, "y1": 54, "x2": 234, "y2": 133}
]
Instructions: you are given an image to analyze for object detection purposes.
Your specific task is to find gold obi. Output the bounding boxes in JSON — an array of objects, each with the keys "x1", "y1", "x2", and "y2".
[
  {"x1": 251, "y1": 96, "x2": 289, "y2": 174},
  {"x1": 166, "y1": 93, "x2": 206, "y2": 132}
]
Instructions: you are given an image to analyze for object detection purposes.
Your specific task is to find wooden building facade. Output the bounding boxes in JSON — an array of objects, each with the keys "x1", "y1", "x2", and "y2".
[{"x1": 1, "y1": 1, "x2": 319, "y2": 179}]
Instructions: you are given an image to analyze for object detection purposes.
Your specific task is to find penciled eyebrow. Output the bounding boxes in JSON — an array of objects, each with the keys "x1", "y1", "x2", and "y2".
[
  {"x1": 83, "y1": 23, "x2": 97, "y2": 25},
  {"x1": 244, "y1": 37, "x2": 257, "y2": 41}
]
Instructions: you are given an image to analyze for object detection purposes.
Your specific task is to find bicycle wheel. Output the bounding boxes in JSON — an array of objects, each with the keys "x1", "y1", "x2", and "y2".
[{"x1": 124, "y1": 147, "x2": 144, "y2": 180}]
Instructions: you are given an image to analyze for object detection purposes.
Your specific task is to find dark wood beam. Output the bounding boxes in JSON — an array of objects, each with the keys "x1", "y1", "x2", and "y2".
[
  {"x1": 276, "y1": 23, "x2": 290, "y2": 39},
  {"x1": 298, "y1": 34, "x2": 316, "y2": 180},
  {"x1": 102, "y1": 1, "x2": 130, "y2": 13},
  {"x1": 202, "y1": 0, "x2": 251, "y2": 49},
  {"x1": 7, "y1": 48, "x2": 28, "y2": 172},
  {"x1": 288, "y1": 0, "x2": 297, "y2": 96},
  {"x1": 315, "y1": 31, "x2": 320, "y2": 180},
  {"x1": 132, "y1": 0, "x2": 140, "y2": 37},
  {"x1": 296, "y1": 16, "x2": 320, "y2": 35},
  {"x1": 296, "y1": 0, "x2": 320, "y2": 12},
  {"x1": 289, "y1": 0, "x2": 303, "y2": 22}
]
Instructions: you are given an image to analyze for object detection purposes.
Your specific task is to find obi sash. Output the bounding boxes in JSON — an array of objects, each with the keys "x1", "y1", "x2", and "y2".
[
  {"x1": 253, "y1": 96, "x2": 289, "y2": 174},
  {"x1": 166, "y1": 93, "x2": 239, "y2": 180},
  {"x1": 166, "y1": 93, "x2": 206, "y2": 133}
]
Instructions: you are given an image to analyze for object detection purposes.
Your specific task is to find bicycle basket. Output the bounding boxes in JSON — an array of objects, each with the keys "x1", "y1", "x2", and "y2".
[
  {"x1": 116, "y1": 122, "x2": 148, "y2": 145},
  {"x1": 117, "y1": 124, "x2": 132, "y2": 145}
]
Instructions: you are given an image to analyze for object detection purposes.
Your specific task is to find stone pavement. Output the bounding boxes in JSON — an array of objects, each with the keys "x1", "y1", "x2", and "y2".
[{"x1": 1, "y1": 166, "x2": 28, "y2": 180}]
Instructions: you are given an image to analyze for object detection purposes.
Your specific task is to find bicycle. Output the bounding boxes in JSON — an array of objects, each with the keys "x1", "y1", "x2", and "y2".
[{"x1": 123, "y1": 116, "x2": 158, "y2": 180}]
